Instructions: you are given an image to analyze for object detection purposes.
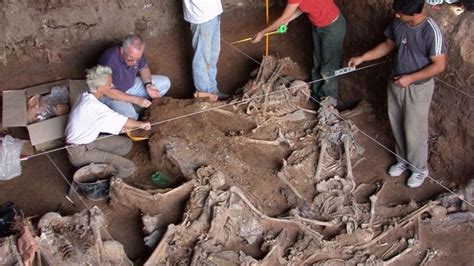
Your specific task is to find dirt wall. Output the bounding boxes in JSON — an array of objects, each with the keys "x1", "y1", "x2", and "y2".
[
  {"x1": 427, "y1": 9, "x2": 474, "y2": 181},
  {"x1": 0, "y1": 0, "x2": 297, "y2": 96},
  {"x1": 338, "y1": 0, "x2": 474, "y2": 182}
]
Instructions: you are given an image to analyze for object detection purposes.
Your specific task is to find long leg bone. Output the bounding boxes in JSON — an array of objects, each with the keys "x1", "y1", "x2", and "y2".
[
  {"x1": 369, "y1": 195, "x2": 378, "y2": 227},
  {"x1": 268, "y1": 64, "x2": 285, "y2": 85},
  {"x1": 368, "y1": 181, "x2": 384, "y2": 227},
  {"x1": 381, "y1": 238, "x2": 406, "y2": 260},
  {"x1": 342, "y1": 135, "x2": 356, "y2": 191},
  {"x1": 211, "y1": 108, "x2": 246, "y2": 119},
  {"x1": 297, "y1": 106, "x2": 317, "y2": 114},
  {"x1": 314, "y1": 140, "x2": 328, "y2": 180},
  {"x1": 293, "y1": 214, "x2": 339, "y2": 228},
  {"x1": 234, "y1": 129, "x2": 292, "y2": 147},
  {"x1": 229, "y1": 187, "x2": 323, "y2": 240},
  {"x1": 234, "y1": 136, "x2": 287, "y2": 146},
  {"x1": 277, "y1": 173, "x2": 305, "y2": 204},
  {"x1": 397, "y1": 201, "x2": 435, "y2": 226}
]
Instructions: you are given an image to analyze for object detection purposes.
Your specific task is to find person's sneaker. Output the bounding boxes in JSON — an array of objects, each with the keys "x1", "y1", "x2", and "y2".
[
  {"x1": 407, "y1": 169, "x2": 429, "y2": 188},
  {"x1": 388, "y1": 162, "x2": 409, "y2": 177}
]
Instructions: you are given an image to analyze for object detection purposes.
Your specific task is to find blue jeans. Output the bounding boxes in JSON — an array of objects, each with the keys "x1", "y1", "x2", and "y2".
[
  {"x1": 190, "y1": 15, "x2": 220, "y2": 93},
  {"x1": 101, "y1": 75, "x2": 171, "y2": 119}
]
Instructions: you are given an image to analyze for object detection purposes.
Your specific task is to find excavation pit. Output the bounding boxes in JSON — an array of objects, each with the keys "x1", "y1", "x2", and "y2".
[{"x1": 0, "y1": 1, "x2": 473, "y2": 264}]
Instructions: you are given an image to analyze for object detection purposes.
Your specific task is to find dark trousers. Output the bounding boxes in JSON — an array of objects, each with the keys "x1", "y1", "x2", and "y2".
[
  {"x1": 311, "y1": 14, "x2": 346, "y2": 102},
  {"x1": 67, "y1": 135, "x2": 135, "y2": 179}
]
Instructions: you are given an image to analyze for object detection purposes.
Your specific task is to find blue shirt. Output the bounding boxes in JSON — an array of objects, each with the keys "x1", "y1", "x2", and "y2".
[
  {"x1": 98, "y1": 46, "x2": 147, "y2": 92},
  {"x1": 385, "y1": 17, "x2": 447, "y2": 83}
]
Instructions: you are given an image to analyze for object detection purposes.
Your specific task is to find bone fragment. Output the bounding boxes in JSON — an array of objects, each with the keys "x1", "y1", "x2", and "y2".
[
  {"x1": 314, "y1": 140, "x2": 328, "y2": 180},
  {"x1": 352, "y1": 157, "x2": 365, "y2": 169},
  {"x1": 365, "y1": 182, "x2": 383, "y2": 227},
  {"x1": 235, "y1": 136, "x2": 285, "y2": 146},
  {"x1": 343, "y1": 135, "x2": 356, "y2": 192},
  {"x1": 420, "y1": 249, "x2": 438, "y2": 266},
  {"x1": 144, "y1": 225, "x2": 175, "y2": 266},
  {"x1": 298, "y1": 106, "x2": 317, "y2": 114},
  {"x1": 369, "y1": 195, "x2": 378, "y2": 227},
  {"x1": 229, "y1": 186, "x2": 323, "y2": 240},
  {"x1": 383, "y1": 239, "x2": 419, "y2": 265},
  {"x1": 356, "y1": 202, "x2": 432, "y2": 251},
  {"x1": 340, "y1": 101, "x2": 371, "y2": 119},
  {"x1": 293, "y1": 214, "x2": 339, "y2": 228},
  {"x1": 277, "y1": 173, "x2": 305, "y2": 204},
  {"x1": 211, "y1": 108, "x2": 239, "y2": 117},
  {"x1": 397, "y1": 201, "x2": 435, "y2": 226},
  {"x1": 234, "y1": 129, "x2": 291, "y2": 147},
  {"x1": 381, "y1": 238, "x2": 406, "y2": 260}
]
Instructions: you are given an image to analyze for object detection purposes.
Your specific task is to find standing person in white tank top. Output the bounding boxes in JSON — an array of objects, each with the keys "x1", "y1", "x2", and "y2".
[{"x1": 183, "y1": 0, "x2": 230, "y2": 100}]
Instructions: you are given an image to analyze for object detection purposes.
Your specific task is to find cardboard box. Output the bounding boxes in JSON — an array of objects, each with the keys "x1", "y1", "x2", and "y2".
[{"x1": 2, "y1": 79, "x2": 87, "y2": 151}]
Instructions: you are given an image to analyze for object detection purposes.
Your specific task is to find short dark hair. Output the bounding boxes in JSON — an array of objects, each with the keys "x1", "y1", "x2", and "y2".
[{"x1": 393, "y1": 0, "x2": 425, "y2": 15}]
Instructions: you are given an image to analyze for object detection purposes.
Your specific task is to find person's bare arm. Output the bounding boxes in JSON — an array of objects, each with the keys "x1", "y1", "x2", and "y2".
[
  {"x1": 251, "y1": 3, "x2": 300, "y2": 43},
  {"x1": 139, "y1": 65, "x2": 152, "y2": 83},
  {"x1": 394, "y1": 54, "x2": 447, "y2": 87},
  {"x1": 103, "y1": 87, "x2": 151, "y2": 108},
  {"x1": 348, "y1": 38, "x2": 396, "y2": 67},
  {"x1": 122, "y1": 119, "x2": 151, "y2": 132},
  {"x1": 288, "y1": 8, "x2": 303, "y2": 23},
  {"x1": 139, "y1": 65, "x2": 161, "y2": 98}
]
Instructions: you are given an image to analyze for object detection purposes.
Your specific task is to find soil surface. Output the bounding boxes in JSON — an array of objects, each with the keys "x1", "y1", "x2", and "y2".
[{"x1": 1, "y1": 2, "x2": 473, "y2": 265}]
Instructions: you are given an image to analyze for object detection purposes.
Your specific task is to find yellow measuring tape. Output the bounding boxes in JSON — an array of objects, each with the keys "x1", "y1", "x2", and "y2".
[
  {"x1": 265, "y1": 0, "x2": 269, "y2": 56},
  {"x1": 231, "y1": 25, "x2": 288, "y2": 45}
]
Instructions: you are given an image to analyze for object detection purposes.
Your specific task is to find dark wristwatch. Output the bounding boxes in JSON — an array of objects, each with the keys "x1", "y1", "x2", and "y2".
[{"x1": 144, "y1": 81, "x2": 153, "y2": 88}]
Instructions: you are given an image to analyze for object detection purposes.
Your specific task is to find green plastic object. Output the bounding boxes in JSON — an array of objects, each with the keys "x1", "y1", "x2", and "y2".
[
  {"x1": 150, "y1": 171, "x2": 171, "y2": 188},
  {"x1": 278, "y1": 24, "x2": 288, "y2": 33}
]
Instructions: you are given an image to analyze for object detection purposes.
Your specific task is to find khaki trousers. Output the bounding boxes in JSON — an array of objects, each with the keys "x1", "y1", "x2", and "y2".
[
  {"x1": 67, "y1": 135, "x2": 135, "y2": 179},
  {"x1": 387, "y1": 79, "x2": 434, "y2": 173}
]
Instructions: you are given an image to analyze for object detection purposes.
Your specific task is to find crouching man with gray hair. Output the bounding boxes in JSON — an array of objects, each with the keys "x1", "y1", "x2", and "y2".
[
  {"x1": 65, "y1": 65, "x2": 151, "y2": 179},
  {"x1": 98, "y1": 33, "x2": 171, "y2": 119}
]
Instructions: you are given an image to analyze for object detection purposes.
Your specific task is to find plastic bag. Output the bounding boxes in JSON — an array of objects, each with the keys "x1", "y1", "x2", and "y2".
[
  {"x1": 0, "y1": 135, "x2": 24, "y2": 181},
  {"x1": 27, "y1": 85, "x2": 69, "y2": 124},
  {"x1": 44, "y1": 85, "x2": 69, "y2": 106},
  {"x1": 27, "y1": 95, "x2": 54, "y2": 123}
]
